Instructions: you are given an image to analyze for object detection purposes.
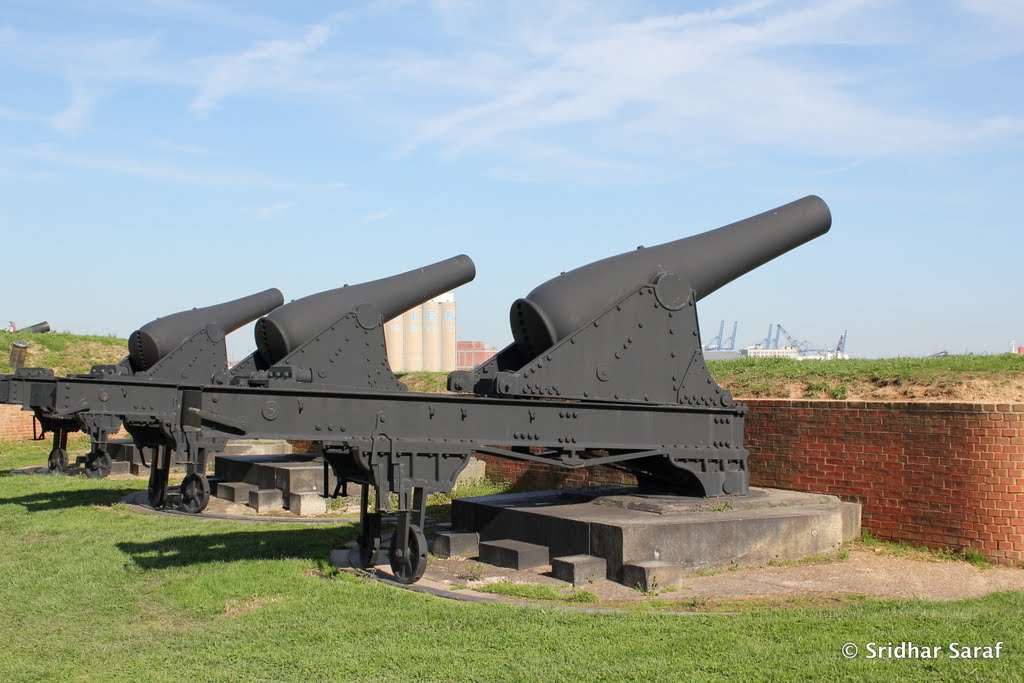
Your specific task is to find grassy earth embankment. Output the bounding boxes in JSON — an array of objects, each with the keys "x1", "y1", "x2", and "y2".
[
  {"x1": 6, "y1": 331, "x2": 1023, "y2": 401},
  {"x1": 0, "y1": 331, "x2": 125, "y2": 376},
  {"x1": 402, "y1": 354, "x2": 1024, "y2": 402}
]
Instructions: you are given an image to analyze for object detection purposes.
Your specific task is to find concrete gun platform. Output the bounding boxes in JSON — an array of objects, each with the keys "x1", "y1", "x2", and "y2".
[{"x1": 452, "y1": 487, "x2": 861, "y2": 585}]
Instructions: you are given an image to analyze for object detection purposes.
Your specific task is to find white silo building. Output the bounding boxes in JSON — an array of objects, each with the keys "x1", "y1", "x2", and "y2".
[{"x1": 384, "y1": 292, "x2": 457, "y2": 372}]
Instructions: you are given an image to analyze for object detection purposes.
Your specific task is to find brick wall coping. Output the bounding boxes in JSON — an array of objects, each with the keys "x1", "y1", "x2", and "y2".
[{"x1": 739, "y1": 398, "x2": 1024, "y2": 413}]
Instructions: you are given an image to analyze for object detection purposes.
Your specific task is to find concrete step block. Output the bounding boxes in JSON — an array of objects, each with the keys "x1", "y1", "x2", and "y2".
[
  {"x1": 214, "y1": 455, "x2": 297, "y2": 486},
  {"x1": 129, "y1": 462, "x2": 150, "y2": 477},
  {"x1": 216, "y1": 482, "x2": 257, "y2": 503},
  {"x1": 108, "y1": 461, "x2": 132, "y2": 476},
  {"x1": 271, "y1": 460, "x2": 333, "y2": 497},
  {"x1": 432, "y1": 531, "x2": 480, "y2": 559},
  {"x1": 289, "y1": 492, "x2": 327, "y2": 516},
  {"x1": 107, "y1": 440, "x2": 140, "y2": 465},
  {"x1": 249, "y1": 488, "x2": 284, "y2": 512},
  {"x1": 479, "y1": 539, "x2": 549, "y2": 570},
  {"x1": 622, "y1": 560, "x2": 683, "y2": 593},
  {"x1": 552, "y1": 554, "x2": 607, "y2": 586}
]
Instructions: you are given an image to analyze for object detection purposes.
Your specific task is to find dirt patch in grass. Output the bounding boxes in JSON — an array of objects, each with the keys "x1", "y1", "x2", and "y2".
[
  {"x1": 675, "y1": 548, "x2": 1024, "y2": 603},
  {"x1": 422, "y1": 547, "x2": 1024, "y2": 610},
  {"x1": 222, "y1": 594, "x2": 283, "y2": 618}
]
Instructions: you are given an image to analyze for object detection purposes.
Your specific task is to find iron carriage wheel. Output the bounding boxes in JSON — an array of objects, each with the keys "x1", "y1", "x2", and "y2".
[
  {"x1": 47, "y1": 447, "x2": 68, "y2": 474},
  {"x1": 84, "y1": 449, "x2": 113, "y2": 479},
  {"x1": 389, "y1": 524, "x2": 428, "y2": 584},
  {"x1": 179, "y1": 473, "x2": 211, "y2": 514}
]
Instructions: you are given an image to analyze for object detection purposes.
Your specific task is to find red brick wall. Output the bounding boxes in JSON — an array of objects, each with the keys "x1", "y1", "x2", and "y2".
[
  {"x1": 473, "y1": 400, "x2": 1024, "y2": 565},
  {"x1": 456, "y1": 341, "x2": 498, "y2": 370},
  {"x1": 0, "y1": 405, "x2": 37, "y2": 441},
  {"x1": 479, "y1": 451, "x2": 637, "y2": 490},
  {"x1": 0, "y1": 405, "x2": 129, "y2": 443},
  {"x1": 745, "y1": 400, "x2": 1024, "y2": 565}
]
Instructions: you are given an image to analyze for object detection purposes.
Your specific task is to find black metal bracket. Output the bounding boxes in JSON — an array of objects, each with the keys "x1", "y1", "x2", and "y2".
[{"x1": 254, "y1": 311, "x2": 406, "y2": 392}]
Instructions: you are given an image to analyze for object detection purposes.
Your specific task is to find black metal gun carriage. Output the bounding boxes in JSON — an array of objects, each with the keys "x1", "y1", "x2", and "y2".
[{"x1": 3, "y1": 196, "x2": 831, "y2": 583}]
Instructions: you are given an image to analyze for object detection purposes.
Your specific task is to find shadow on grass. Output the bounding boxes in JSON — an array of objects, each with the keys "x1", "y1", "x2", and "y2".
[
  {"x1": 0, "y1": 487, "x2": 131, "y2": 511},
  {"x1": 117, "y1": 527, "x2": 356, "y2": 569}
]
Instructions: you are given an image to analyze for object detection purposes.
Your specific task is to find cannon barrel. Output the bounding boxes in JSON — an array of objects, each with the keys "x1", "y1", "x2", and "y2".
[
  {"x1": 255, "y1": 255, "x2": 476, "y2": 367},
  {"x1": 22, "y1": 321, "x2": 51, "y2": 334},
  {"x1": 129, "y1": 288, "x2": 285, "y2": 372},
  {"x1": 510, "y1": 195, "x2": 831, "y2": 357}
]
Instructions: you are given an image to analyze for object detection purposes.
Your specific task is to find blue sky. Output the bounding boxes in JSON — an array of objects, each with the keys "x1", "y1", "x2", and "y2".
[{"x1": 1, "y1": 0, "x2": 1021, "y2": 360}]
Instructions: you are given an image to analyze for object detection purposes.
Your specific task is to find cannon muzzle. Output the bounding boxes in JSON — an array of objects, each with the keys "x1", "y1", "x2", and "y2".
[
  {"x1": 510, "y1": 195, "x2": 831, "y2": 357},
  {"x1": 129, "y1": 288, "x2": 285, "y2": 372},
  {"x1": 255, "y1": 255, "x2": 476, "y2": 367},
  {"x1": 22, "y1": 321, "x2": 51, "y2": 334}
]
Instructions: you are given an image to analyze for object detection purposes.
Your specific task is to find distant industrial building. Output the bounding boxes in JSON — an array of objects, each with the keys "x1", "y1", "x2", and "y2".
[
  {"x1": 741, "y1": 346, "x2": 801, "y2": 359},
  {"x1": 384, "y1": 293, "x2": 458, "y2": 372},
  {"x1": 457, "y1": 341, "x2": 498, "y2": 370},
  {"x1": 739, "y1": 324, "x2": 849, "y2": 360}
]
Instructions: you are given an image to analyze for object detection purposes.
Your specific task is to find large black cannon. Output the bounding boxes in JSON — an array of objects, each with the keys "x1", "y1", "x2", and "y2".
[
  {"x1": 2, "y1": 288, "x2": 283, "y2": 483},
  {"x1": 129, "y1": 288, "x2": 284, "y2": 374},
  {"x1": 153, "y1": 195, "x2": 832, "y2": 583},
  {"x1": 28, "y1": 257, "x2": 476, "y2": 513},
  {"x1": 449, "y1": 194, "x2": 831, "y2": 493},
  {"x1": 511, "y1": 195, "x2": 829, "y2": 357},
  {"x1": 256, "y1": 255, "x2": 475, "y2": 369}
]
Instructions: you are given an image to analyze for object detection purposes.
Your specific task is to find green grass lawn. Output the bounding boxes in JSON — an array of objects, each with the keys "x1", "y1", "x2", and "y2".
[{"x1": 1, "y1": 439, "x2": 1021, "y2": 682}]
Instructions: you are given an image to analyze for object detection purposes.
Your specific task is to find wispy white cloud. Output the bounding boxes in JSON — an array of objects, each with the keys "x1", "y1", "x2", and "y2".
[
  {"x1": 49, "y1": 85, "x2": 99, "y2": 134},
  {"x1": 968, "y1": 115, "x2": 1024, "y2": 139},
  {"x1": 959, "y1": 0, "x2": 1024, "y2": 31},
  {"x1": 0, "y1": 104, "x2": 33, "y2": 122},
  {"x1": 362, "y1": 208, "x2": 394, "y2": 223},
  {"x1": 12, "y1": 142, "x2": 317, "y2": 189},
  {"x1": 0, "y1": 29, "x2": 189, "y2": 89},
  {"x1": 808, "y1": 159, "x2": 866, "y2": 177},
  {"x1": 488, "y1": 138, "x2": 647, "y2": 183},
  {"x1": 150, "y1": 139, "x2": 212, "y2": 156},
  {"x1": 252, "y1": 200, "x2": 296, "y2": 217},
  {"x1": 190, "y1": 24, "x2": 333, "y2": 116},
  {"x1": 248, "y1": 180, "x2": 349, "y2": 217},
  {"x1": 401, "y1": 0, "x2": 967, "y2": 161},
  {"x1": 2, "y1": 0, "x2": 1021, "y2": 184},
  {"x1": 132, "y1": 0, "x2": 283, "y2": 35}
]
